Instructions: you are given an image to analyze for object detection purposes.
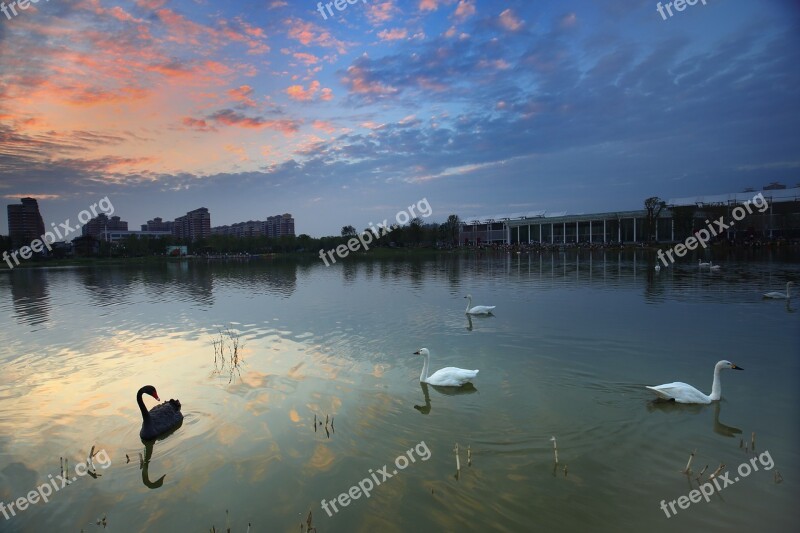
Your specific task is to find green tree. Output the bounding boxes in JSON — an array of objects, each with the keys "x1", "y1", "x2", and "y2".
[{"x1": 341, "y1": 225, "x2": 356, "y2": 237}]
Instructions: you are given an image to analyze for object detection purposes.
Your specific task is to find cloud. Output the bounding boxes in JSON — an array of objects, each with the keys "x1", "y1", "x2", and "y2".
[
  {"x1": 292, "y1": 52, "x2": 320, "y2": 65},
  {"x1": 312, "y1": 120, "x2": 337, "y2": 134},
  {"x1": 378, "y1": 28, "x2": 408, "y2": 41},
  {"x1": 207, "y1": 109, "x2": 300, "y2": 133},
  {"x1": 499, "y1": 9, "x2": 524, "y2": 32},
  {"x1": 453, "y1": 0, "x2": 476, "y2": 22},
  {"x1": 228, "y1": 85, "x2": 258, "y2": 108},
  {"x1": 419, "y1": 0, "x2": 439, "y2": 12},
  {"x1": 285, "y1": 18, "x2": 349, "y2": 54},
  {"x1": 182, "y1": 117, "x2": 218, "y2": 132},
  {"x1": 285, "y1": 81, "x2": 334, "y2": 102},
  {"x1": 367, "y1": 1, "x2": 400, "y2": 24}
]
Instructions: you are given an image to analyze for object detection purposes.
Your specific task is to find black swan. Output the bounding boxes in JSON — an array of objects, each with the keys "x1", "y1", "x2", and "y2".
[{"x1": 137, "y1": 385, "x2": 183, "y2": 440}]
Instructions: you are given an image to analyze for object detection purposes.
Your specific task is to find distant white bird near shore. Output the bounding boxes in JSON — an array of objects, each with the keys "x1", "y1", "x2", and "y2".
[
  {"x1": 764, "y1": 281, "x2": 795, "y2": 300},
  {"x1": 698, "y1": 259, "x2": 711, "y2": 267}
]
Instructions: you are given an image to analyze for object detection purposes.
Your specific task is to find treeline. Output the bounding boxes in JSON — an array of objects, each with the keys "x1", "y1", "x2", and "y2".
[
  {"x1": 112, "y1": 216, "x2": 462, "y2": 256},
  {"x1": 0, "y1": 215, "x2": 464, "y2": 259}
]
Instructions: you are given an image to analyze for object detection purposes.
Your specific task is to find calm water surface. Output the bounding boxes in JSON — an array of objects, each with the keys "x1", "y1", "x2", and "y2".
[{"x1": 1, "y1": 250, "x2": 798, "y2": 532}]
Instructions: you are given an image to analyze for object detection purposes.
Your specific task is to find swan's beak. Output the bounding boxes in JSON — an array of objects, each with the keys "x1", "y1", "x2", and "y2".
[
  {"x1": 413, "y1": 350, "x2": 420, "y2": 355},
  {"x1": 153, "y1": 392, "x2": 161, "y2": 400},
  {"x1": 731, "y1": 364, "x2": 743, "y2": 370}
]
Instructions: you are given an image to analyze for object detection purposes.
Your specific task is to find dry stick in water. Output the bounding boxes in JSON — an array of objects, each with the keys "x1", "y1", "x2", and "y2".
[
  {"x1": 454, "y1": 444, "x2": 461, "y2": 472},
  {"x1": 551, "y1": 436, "x2": 558, "y2": 464},
  {"x1": 467, "y1": 445, "x2": 471, "y2": 467},
  {"x1": 708, "y1": 463, "x2": 726, "y2": 481},
  {"x1": 683, "y1": 450, "x2": 696, "y2": 475},
  {"x1": 695, "y1": 464, "x2": 708, "y2": 483},
  {"x1": 751, "y1": 432, "x2": 756, "y2": 452}
]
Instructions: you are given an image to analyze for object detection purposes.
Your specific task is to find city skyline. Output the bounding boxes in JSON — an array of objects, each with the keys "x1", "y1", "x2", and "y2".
[{"x1": 0, "y1": 1, "x2": 798, "y2": 236}]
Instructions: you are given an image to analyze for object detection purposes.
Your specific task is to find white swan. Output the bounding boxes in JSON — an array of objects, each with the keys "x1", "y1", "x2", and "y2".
[
  {"x1": 709, "y1": 261, "x2": 721, "y2": 271},
  {"x1": 698, "y1": 259, "x2": 710, "y2": 267},
  {"x1": 654, "y1": 264, "x2": 661, "y2": 272},
  {"x1": 764, "y1": 281, "x2": 795, "y2": 300},
  {"x1": 414, "y1": 348, "x2": 478, "y2": 387},
  {"x1": 464, "y1": 294, "x2": 495, "y2": 315},
  {"x1": 646, "y1": 360, "x2": 743, "y2": 404}
]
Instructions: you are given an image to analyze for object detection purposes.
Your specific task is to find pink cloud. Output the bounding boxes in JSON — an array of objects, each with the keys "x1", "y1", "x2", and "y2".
[
  {"x1": 312, "y1": 120, "x2": 337, "y2": 134},
  {"x1": 378, "y1": 28, "x2": 408, "y2": 41},
  {"x1": 342, "y1": 65, "x2": 398, "y2": 97},
  {"x1": 499, "y1": 9, "x2": 523, "y2": 31},
  {"x1": 285, "y1": 18, "x2": 348, "y2": 54},
  {"x1": 228, "y1": 85, "x2": 257, "y2": 107},
  {"x1": 293, "y1": 52, "x2": 320, "y2": 65},
  {"x1": 454, "y1": 0, "x2": 476, "y2": 21},
  {"x1": 182, "y1": 117, "x2": 217, "y2": 132},
  {"x1": 208, "y1": 109, "x2": 300, "y2": 134},
  {"x1": 367, "y1": 1, "x2": 400, "y2": 24},
  {"x1": 285, "y1": 81, "x2": 333, "y2": 102},
  {"x1": 419, "y1": 0, "x2": 438, "y2": 11}
]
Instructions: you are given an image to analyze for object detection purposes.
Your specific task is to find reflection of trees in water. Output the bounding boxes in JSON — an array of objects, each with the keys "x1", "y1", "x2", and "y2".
[
  {"x1": 74, "y1": 260, "x2": 300, "y2": 306},
  {"x1": 341, "y1": 261, "x2": 357, "y2": 285},
  {"x1": 78, "y1": 267, "x2": 136, "y2": 308},
  {"x1": 9, "y1": 268, "x2": 50, "y2": 326},
  {"x1": 210, "y1": 259, "x2": 298, "y2": 298},
  {"x1": 156, "y1": 261, "x2": 214, "y2": 305}
]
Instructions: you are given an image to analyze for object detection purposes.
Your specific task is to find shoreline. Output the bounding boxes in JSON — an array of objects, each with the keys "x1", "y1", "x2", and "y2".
[{"x1": 2, "y1": 241, "x2": 798, "y2": 271}]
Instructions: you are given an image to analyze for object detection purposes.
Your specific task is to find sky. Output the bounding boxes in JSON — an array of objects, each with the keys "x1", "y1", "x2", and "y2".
[{"x1": 0, "y1": 0, "x2": 798, "y2": 237}]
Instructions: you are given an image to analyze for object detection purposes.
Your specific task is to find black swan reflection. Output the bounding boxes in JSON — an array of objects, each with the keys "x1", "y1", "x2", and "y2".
[
  {"x1": 141, "y1": 440, "x2": 166, "y2": 489},
  {"x1": 137, "y1": 385, "x2": 183, "y2": 440}
]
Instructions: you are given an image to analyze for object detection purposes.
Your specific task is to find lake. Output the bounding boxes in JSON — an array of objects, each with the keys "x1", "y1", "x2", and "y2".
[{"x1": 0, "y1": 249, "x2": 798, "y2": 532}]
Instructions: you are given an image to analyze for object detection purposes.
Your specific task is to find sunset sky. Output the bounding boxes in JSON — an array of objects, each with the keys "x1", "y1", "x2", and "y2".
[{"x1": 1, "y1": 0, "x2": 798, "y2": 236}]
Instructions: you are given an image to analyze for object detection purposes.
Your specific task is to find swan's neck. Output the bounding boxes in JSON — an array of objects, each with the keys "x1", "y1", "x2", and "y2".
[
  {"x1": 137, "y1": 388, "x2": 150, "y2": 421},
  {"x1": 465, "y1": 297, "x2": 472, "y2": 313},
  {"x1": 420, "y1": 354, "x2": 430, "y2": 383},
  {"x1": 709, "y1": 365, "x2": 722, "y2": 401}
]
